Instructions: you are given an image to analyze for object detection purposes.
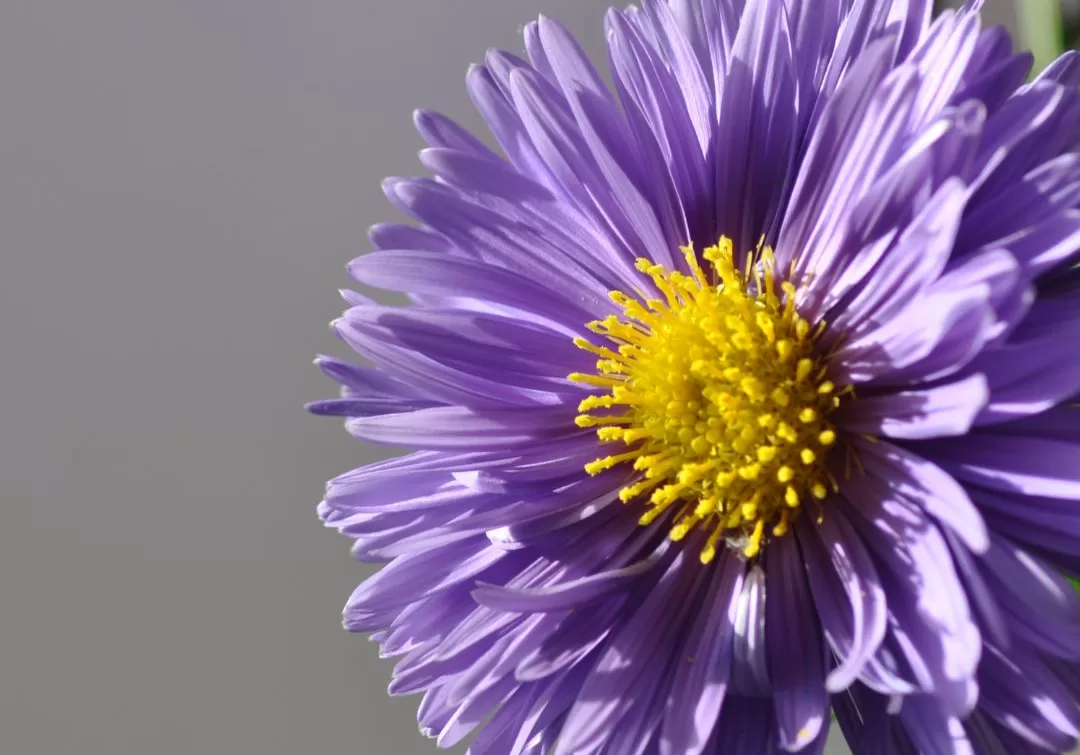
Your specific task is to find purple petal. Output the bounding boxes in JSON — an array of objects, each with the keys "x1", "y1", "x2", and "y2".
[
  {"x1": 659, "y1": 552, "x2": 744, "y2": 755},
  {"x1": 841, "y1": 471, "x2": 981, "y2": 716},
  {"x1": 348, "y1": 249, "x2": 599, "y2": 330},
  {"x1": 465, "y1": 62, "x2": 563, "y2": 197},
  {"x1": 506, "y1": 64, "x2": 650, "y2": 274},
  {"x1": 555, "y1": 549, "x2": 700, "y2": 755},
  {"x1": 979, "y1": 535, "x2": 1080, "y2": 659},
  {"x1": 731, "y1": 564, "x2": 771, "y2": 696},
  {"x1": 784, "y1": 0, "x2": 846, "y2": 131},
  {"x1": 920, "y1": 427, "x2": 1080, "y2": 502},
  {"x1": 368, "y1": 221, "x2": 454, "y2": 254},
  {"x1": 952, "y1": 26, "x2": 1032, "y2": 114},
  {"x1": 1010, "y1": 208, "x2": 1080, "y2": 279},
  {"x1": 798, "y1": 512, "x2": 887, "y2": 692},
  {"x1": 973, "y1": 485, "x2": 1080, "y2": 559},
  {"x1": 1038, "y1": 49, "x2": 1080, "y2": 88},
  {"x1": 709, "y1": 696, "x2": 776, "y2": 755},
  {"x1": 466, "y1": 683, "x2": 544, "y2": 755},
  {"x1": 343, "y1": 305, "x2": 589, "y2": 384},
  {"x1": 857, "y1": 437, "x2": 988, "y2": 553},
  {"x1": 904, "y1": 7, "x2": 980, "y2": 129},
  {"x1": 766, "y1": 533, "x2": 828, "y2": 751},
  {"x1": 958, "y1": 85, "x2": 1080, "y2": 251},
  {"x1": 639, "y1": 0, "x2": 713, "y2": 152},
  {"x1": 537, "y1": 16, "x2": 680, "y2": 268},
  {"x1": 346, "y1": 405, "x2": 580, "y2": 450},
  {"x1": 515, "y1": 595, "x2": 626, "y2": 683},
  {"x1": 841, "y1": 373, "x2": 988, "y2": 440},
  {"x1": 419, "y1": 147, "x2": 552, "y2": 202},
  {"x1": 414, "y1": 109, "x2": 502, "y2": 160},
  {"x1": 936, "y1": 248, "x2": 1024, "y2": 348},
  {"x1": 345, "y1": 538, "x2": 504, "y2": 617},
  {"x1": 777, "y1": 37, "x2": 908, "y2": 290},
  {"x1": 333, "y1": 313, "x2": 573, "y2": 408},
  {"x1": 979, "y1": 644, "x2": 1080, "y2": 751},
  {"x1": 971, "y1": 298, "x2": 1080, "y2": 424},
  {"x1": 381, "y1": 178, "x2": 613, "y2": 306},
  {"x1": 606, "y1": 8, "x2": 706, "y2": 245},
  {"x1": 823, "y1": 101, "x2": 983, "y2": 317},
  {"x1": 830, "y1": 177, "x2": 965, "y2": 343},
  {"x1": 667, "y1": 0, "x2": 736, "y2": 101},
  {"x1": 472, "y1": 550, "x2": 662, "y2": 613},
  {"x1": 940, "y1": 528, "x2": 1009, "y2": 650},
  {"x1": 836, "y1": 283, "x2": 993, "y2": 386},
  {"x1": 713, "y1": 0, "x2": 798, "y2": 254}
]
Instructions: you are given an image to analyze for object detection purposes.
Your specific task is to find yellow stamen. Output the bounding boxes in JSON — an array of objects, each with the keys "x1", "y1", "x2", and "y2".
[{"x1": 571, "y1": 238, "x2": 849, "y2": 562}]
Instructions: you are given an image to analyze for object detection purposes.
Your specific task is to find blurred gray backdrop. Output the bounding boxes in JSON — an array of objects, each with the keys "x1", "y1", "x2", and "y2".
[{"x1": 0, "y1": 1, "x2": 1024, "y2": 754}]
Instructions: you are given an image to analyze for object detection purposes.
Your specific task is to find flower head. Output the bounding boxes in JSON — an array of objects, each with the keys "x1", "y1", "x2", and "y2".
[{"x1": 310, "y1": 1, "x2": 1080, "y2": 752}]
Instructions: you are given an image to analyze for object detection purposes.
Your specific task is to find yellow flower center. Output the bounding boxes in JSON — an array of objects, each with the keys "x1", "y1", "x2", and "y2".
[{"x1": 569, "y1": 239, "x2": 845, "y2": 564}]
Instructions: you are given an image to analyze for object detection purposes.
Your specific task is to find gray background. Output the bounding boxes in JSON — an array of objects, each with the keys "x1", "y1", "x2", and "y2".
[{"x1": 0, "y1": 1, "x2": 1019, "y2": 754}]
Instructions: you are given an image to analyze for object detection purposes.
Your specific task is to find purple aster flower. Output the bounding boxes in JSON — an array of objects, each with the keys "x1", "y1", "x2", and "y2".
[{"x1": 309, "y1": 1, "x2": 1080, "y2": 752}]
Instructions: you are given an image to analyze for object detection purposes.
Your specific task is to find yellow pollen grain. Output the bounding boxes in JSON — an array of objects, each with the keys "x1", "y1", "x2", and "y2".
[{"x1": 571, "y1": 238, "x2": 847, "y2": 564}]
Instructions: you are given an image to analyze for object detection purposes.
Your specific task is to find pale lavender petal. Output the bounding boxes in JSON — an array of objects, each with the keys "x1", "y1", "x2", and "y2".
[
  {"x1": 798, "y1": 513, "x2": 888, "y2": 693},
  {"x1": 346, "y1": 405, "x2": 580, "y2": 449},
  {"x1": 731, "y1": 564, "x2": 771, "y2": 696},
  {"x1": 414, "y1": 109, "x2": 502, "y2": 160},
  {"x1": 348, "y1": 249, "x2": 601, "y2": 329},
  {"x1": 836, "y1": 284, "x2": 994, "y2": 386},
  {"x1": 857, "y1": 437, "x2": 988, "y2": 553},
  {"x1": 829, "y1": 179, "x2": 966, "y2": 338},
  {"x1": 841, "y1": 471, "x2": 982, "y2": 716},
  {"x1": 345, "y1": 539, "x2": 505, "y2": 618},
  {"x1": 472, "y1": 550, "x2": 662, "y2": 613},
  {"x1": 840, "y1": 373, "x2": 988, "y2": 440},
  {"x1": 537, "y1": 16, "x2": 681, "y2": 268},
  {"x1": 606, "y1": 8, "x2": 705, "y2": 245}
]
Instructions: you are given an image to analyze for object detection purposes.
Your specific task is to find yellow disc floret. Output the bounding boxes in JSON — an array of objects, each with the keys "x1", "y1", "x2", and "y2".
[{"x1": 569, "y1": 239, "x2": 846, "y2": 564}]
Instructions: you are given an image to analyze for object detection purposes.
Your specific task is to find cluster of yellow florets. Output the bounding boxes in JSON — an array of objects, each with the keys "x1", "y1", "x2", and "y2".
[{"x1": 570, "y1": 239, "x2": 844, "y2": 563}]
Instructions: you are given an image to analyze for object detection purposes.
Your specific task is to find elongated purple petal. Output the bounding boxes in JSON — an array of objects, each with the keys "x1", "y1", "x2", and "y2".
[
  {"x1": 798, "y1": 513, "x2": 887, "y2": 693},
  {"x1": 766, "y1": 533, "x2": 828, "y2": 751},
  {"x1": 659, "y1": 553, "x2": 744, "y2": 755}
]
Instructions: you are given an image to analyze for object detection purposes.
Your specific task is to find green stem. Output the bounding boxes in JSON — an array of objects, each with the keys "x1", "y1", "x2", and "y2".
[{"x1": 1018, "y1": 0, "x2": 1066, "y2": 75}]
